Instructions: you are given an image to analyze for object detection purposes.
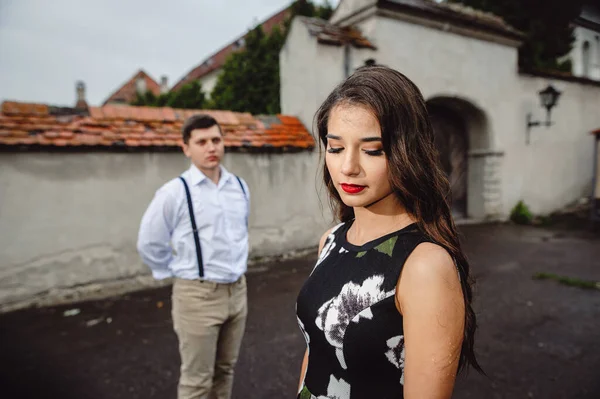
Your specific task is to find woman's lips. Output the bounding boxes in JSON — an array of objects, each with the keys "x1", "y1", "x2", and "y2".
[{"x1": 341, "y1": 183, "x2": 366, "y2": 194}]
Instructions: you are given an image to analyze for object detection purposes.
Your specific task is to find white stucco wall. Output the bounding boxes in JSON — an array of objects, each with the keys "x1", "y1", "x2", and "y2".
[
  {"x1": 571, "y1": 26, "x2": 600, "y2": 80},
  {"x1": 281, "y1": 11, "x2": 600, "y2": 220},
  {"x1": 283, "y1": 14, "x2": 521, "y2": 219},
  {"x1": 512, "y1": 76, "x2": 600, "y2": 214},
  {"x1": 0, "y1": 150, "x2": 328, "y2": 309},
  {"x1": 281, "y1": 18, "x2": 319, "y2": 129},
  {"x1": 371, "y1": 15, "x2": 520, "y2": 144},
  {"x1": 370, "y1": 13, "x2": 600, "y2": 215},
  {"x1": 281, "y1": 18, "x2": 349, "y2": 129},
  {"x1": 569, "y1": 5, "x2": 600, "y2": 80},
  {"x1": 367, "y1": 15, "x2": 526, "y2": 218}
]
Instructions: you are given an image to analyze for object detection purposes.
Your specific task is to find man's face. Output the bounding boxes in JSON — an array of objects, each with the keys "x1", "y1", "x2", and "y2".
[{"x1": 182, "y1": 125, "x2": 225, "y2": 173}]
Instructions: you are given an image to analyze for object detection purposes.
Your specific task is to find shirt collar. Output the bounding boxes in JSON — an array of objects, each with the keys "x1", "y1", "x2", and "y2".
[{"x1": 188, "y1": 163, "x2": 232, "y2": 187}]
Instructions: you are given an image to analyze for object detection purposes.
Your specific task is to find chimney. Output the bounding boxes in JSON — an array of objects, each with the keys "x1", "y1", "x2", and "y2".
[
  {"x1": 135, "y1": 75, "x2": 147, "y2": 94},
  {"x1": 160, "y1": 75, "x2": 169, "y2": 94},
  {"x1": 75, "y1": 81, "x2": 88, "y2": 110}
]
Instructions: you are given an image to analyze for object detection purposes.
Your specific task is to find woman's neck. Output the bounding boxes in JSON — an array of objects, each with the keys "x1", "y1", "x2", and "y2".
[{"x1": 348, "y1": 193, "x2": 415, "y2": 246}]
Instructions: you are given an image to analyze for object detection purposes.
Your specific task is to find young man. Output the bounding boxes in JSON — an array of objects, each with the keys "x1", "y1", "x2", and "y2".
[{"x1": 137, "y1": 114, "x2": 250, "y2": 399}]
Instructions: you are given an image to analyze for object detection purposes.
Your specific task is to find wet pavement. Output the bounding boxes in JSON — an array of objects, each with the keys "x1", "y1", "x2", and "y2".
[{"x1": 1, "y1": 223, "x2": 599, "y2": 399}]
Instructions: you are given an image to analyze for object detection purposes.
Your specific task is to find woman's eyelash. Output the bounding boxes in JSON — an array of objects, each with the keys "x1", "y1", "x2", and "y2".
[{"x1": 327, "y1": 148, "x2": 384, "y2": 156}]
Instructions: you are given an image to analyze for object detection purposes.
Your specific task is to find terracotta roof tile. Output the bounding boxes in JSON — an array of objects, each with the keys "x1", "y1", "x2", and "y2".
[
  {"x1": 381, "y1": 0, "x2": 523, "y2": 40},
  {"x1": 2, "y1": 101, "x2": 50, "y2": 116},
  {"x1": 59, "y1": 131, "x2": 74, "y2": 139},
  {"x1": 299, "y1": 17, "x2": 377, "y2": 49},
  {"x1": 0, "y1": 101, "x2": 314, "y2": 152},
  {"x1": 19, "y1": 137, "x2": 38, "y2": 145}
]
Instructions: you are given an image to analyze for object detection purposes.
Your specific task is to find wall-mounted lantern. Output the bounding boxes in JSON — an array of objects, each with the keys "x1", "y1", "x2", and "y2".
[{"x1": 526, "y1": 84, "x2": 561, "y2": 144}]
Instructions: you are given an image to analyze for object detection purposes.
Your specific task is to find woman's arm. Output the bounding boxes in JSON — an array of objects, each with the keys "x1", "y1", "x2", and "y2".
[
  {"x1": 297, "y1": 348, "x2": 309, "y2": 393},
  {"x1": 396, "y1": 242, "x2": 465, "y2": 399}
]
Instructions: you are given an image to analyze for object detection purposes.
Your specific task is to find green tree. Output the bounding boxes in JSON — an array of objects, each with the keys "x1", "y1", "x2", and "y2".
[
  {"x1": 130, "y1": 81, "x2": 206, "y2": 109},
  {"x1": 209, "y1": 0, "x2": 333, "y2": 114},
  {"x1": 290, "y1": 0, "x2": 334, "y2": 22},
  {"x1": 154, "y1": 93, "x2": 172, "y2": 107},
  {"x1": 292, "y1": 0, "x2": 317, "y2": 17},
  {"x1": 316, "y1": 0, "x2": 334, "y2": 20},
  {"x1": 166, "y1": 81, "x2": 206, "y2": 109},
  {"x1": 446, "y1": 0, "x2": 586, "y2": 71},
  {"x1": 131, "y1": 90, "x2": 157, "y2": 107},
  {"x1": 210, "y1": 25, "x2": 285, "y2": 114}
]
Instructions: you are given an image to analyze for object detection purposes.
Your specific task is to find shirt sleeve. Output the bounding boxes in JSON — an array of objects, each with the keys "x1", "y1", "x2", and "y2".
[{"x1": 137, "y1": 186, "x2": 178, "y2": 280}]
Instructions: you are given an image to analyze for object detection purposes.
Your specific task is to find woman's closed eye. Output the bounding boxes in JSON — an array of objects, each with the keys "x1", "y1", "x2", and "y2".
[
  {"x1": 327, "y1": 147, "x2": 384, "y2": 156},
  {"x1": 364, "y1": 149, "x2": 384, "y2": 156}
]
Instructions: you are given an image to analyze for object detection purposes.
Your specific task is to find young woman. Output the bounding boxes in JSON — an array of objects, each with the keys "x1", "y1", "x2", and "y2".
[{"x1": 296, "y1": 65, "x2": 481, "y2": 399}]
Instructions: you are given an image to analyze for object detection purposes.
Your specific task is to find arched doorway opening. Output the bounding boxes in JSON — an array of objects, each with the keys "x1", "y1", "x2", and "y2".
[{"x1": 426, "y1": 96, "x2": 491, "y2": 220}]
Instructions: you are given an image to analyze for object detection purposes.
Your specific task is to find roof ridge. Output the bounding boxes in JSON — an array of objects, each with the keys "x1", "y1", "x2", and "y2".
[
  {"x1": 426, "y1": 0, "x2": 514, "y2": 30},
  {"x1": 170, "y1": 5, "x2": 292, "y2": 91},
  {"x1": 102, "y1": 69, "x2": 162, "y2": 105},
  {"x1": 386, "y1": 0, "x2": 523, "y2": 36}
]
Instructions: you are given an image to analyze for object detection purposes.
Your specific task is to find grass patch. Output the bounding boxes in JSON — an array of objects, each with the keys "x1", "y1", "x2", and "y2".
[
  {"x1": 510, "y1": 201, "x2": 533, "y2": 225},
  {"x1": 533, "y1": 272, "x2": 600, "y2": 290}
]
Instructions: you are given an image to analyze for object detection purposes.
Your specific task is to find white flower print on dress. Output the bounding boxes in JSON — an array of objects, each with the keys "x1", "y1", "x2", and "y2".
[
  {"x1": 315, "y1": 275, "x2": 394, "y2": 369},
  {"x1": 316, "y1": 375, "x2": 351, "y2": 399},
  {"x1": 350, "y1": 306, "x2": 374, "y2": 324},
  {"x1": 297, "y1": 316, "x2": 310, "y2": 345},
  {"x1": 298, "y1": 375, "x2": 351, "y2": 399},
  {"x1": 385, "y1": 335, "x2": 406, "y2": 385},
  {"x1": 312, "y1": 223, "x2": 344, "y2": 273}
]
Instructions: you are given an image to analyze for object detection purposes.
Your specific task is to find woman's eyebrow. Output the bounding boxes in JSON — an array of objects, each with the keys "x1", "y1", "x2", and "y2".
[
  {"x1": 360, "y1": 137, "x2": 382, "y2": 143},
  {"x1": 325, "y1": 134, "x2": 381, "y2": 142}
]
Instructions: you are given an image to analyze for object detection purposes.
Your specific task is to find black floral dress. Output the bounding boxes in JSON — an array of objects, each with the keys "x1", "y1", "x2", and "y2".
[{"x1": 296, "y1": 221, "x2": 431, "y2": 399}]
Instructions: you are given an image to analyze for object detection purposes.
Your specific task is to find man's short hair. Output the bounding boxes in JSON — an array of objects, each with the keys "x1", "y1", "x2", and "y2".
[{"x1": 182, "y1": 114, "x2": 222, "y2": 143}]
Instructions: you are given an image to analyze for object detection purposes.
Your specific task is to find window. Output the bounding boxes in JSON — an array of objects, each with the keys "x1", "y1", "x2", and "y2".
[
  {"x1": 234, "y1": 38, "x2": 245, "y2": 49},
  {"x1": 596, "y1": 36, "x2": 600, "y2": 66},
  {"x1": 135, "y1": 77, "x2": 147, "y2": 94},
  {"x1": 583, "y1": 41, "x2": 591, "y2": 77}
]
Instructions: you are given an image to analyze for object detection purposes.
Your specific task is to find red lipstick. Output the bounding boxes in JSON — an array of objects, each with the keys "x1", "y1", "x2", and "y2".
[{"x1": 341, "y1": 183, "x2": 365, "y2": 194}]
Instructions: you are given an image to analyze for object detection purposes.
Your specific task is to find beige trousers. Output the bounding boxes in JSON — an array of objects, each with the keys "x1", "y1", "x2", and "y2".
[{"x1": 172, "y1": 275, "x2": 247, "y2": 399}]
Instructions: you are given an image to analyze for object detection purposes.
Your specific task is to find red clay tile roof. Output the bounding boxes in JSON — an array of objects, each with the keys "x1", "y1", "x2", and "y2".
[
  {"x1": 299, "y1": 17, "x2": 376, "y2": 48},
  {"x1": 520, "y1": 67, "x2": 600, "y2": 88},
  {"x1": 171, "y1": 7, "x2": 291, "y2": 92},
  {"x1": 0, "y1": 101, "x2": 314, "y2": 152},
  {"x1": 103, "y1": 70, "x2": 161, "y2": 105},
  {"x1": 379, "y1": 0, "x2": 524, "y2": 40}
]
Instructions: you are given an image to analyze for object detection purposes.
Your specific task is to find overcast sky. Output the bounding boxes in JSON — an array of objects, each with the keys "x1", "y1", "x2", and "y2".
[{"x1": 0, "y1": 0, "x2": 338, "y2": 107}]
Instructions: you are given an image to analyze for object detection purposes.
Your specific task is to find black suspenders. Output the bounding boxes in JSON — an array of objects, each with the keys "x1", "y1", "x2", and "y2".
[{"x1": 178, "y1": 175, "x2": 247, "y2": 278}]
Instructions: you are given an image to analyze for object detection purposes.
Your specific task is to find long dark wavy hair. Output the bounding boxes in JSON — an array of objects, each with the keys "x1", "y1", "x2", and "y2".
[{"x1": 315, "y1": 65, "x2": 482, "y2": 374}]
